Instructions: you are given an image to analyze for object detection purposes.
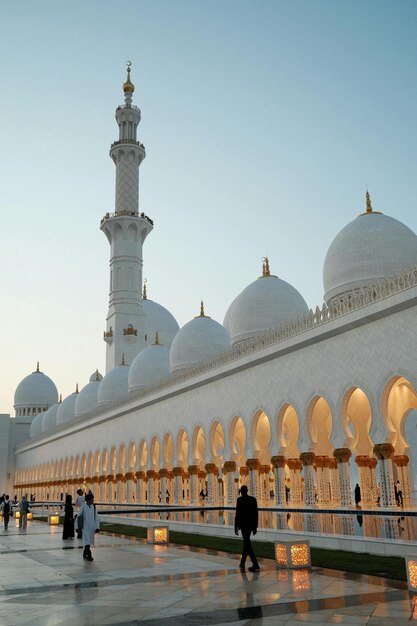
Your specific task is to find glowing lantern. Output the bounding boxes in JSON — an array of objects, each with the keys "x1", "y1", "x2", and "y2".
[
  {"x1": 406, "y1": 557, "x2": 417, "y2": 591},
  {"x1": 14, "y1": 511, "x2": 21, "y2": 519},
  {"x1": 147, "y1": 526, "x2": 169, "y2": 545},
  {"x1": 48, "y1": 513, "x2": 60, "y2": 525},
  {"x1": 27, "y1": 512, "x2": 33, "y2": 521},
  {"x1": 274, "y1": 540, "x2": 311, "y2": 569}
]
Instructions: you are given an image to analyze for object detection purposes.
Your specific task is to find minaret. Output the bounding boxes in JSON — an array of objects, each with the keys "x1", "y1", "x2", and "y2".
[{"x1": 101, "y1": 63, "x2": 153, "y2": 372}]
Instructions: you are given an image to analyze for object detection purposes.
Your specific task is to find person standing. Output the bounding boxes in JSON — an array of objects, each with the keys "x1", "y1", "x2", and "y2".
[
  {"x1": 18, "y1": 495, "x2": 29, "y2": 529},
  {"x1": 74, "y1": 488, "x2": 85, "y2": 539},
  {"x1": 234, "y1": 485, "x2": 260, "y2": 572},
  {"x1": 78, "y1": 492, "x2": 100, "y2": 561},
  {"x1": 354, "y1": 484, "x2": 361, "y2": 508},
  {"x1": 62, "y1": 494, "x2": 75, "y2": 539},
  {"x1": 396, "y1": 480, "x2": 403, "y2": 506},
  {"x1": 1, "y1": 495, "x2": 12, "y2": 529}
]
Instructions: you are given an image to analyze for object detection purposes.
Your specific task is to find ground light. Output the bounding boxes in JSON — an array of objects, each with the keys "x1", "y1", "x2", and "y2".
[
  {"x1": 48, "y1": 513, "x2": 60, "y2": 525},
  {"x1": 147, "y1": 525, "x2": 169, "y2": 545},
  {"x1": 275, "y1": 540, "x2": 311, "y2": 569}
]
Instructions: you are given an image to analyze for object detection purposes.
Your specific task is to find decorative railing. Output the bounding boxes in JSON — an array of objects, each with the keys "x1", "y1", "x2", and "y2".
[
  {"x1": 124, "y1": 327, "x2": 137, "y2": 336},
  {"x1": 101, "y1": 211, "x2": 154, "y2": 226},
  {"x1": 110, "y1": 139, "x2": 145, "y2": 149},
  {"x1": 130, "y1": 264, "x2": 417, "y2": 401}
]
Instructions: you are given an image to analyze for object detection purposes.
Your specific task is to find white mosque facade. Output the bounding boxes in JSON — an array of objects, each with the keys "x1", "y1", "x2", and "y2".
[{"x1": 2, "y1": 67, "x2": 417, "y2": 513}]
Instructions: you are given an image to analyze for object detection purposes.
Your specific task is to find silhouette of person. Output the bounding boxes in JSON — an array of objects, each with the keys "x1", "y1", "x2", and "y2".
[{"x1": 234, "y1": 485, "x2": 260, "y2": 572}]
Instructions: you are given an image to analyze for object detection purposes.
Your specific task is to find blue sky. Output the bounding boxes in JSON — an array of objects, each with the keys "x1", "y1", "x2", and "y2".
[{"x1": 1, "y1": 1, "x2": 416, "y2": 415}]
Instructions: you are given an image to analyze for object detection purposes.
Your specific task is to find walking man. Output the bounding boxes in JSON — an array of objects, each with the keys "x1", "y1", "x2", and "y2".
[{"x1": 234, "y1": 485, "x2": 260, "y2": 572}]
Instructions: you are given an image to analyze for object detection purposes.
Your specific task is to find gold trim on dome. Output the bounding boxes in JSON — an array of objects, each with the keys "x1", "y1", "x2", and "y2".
[
  {"x1": 359, "y1": 190, "x2": 382, "y2": 216},
  {"x1": 195, "y1": 300, "x2": 210, "y2": 318},
  {"x1": 123, "y1": 61, "x2": 135, "y2": 94}
]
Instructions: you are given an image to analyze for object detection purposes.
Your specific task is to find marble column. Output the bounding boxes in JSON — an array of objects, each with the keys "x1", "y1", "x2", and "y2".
[
  {"x1": 368, "y1": 457, "x2": 378, "y2": 504},
  {"x1": 245, "y1": 459, "x2": 260, "y2": 500},
  {"x1": 146, "y1": 470, "x2": 156, "y2": 504},
  {"x1": 99, "y1": 475, "x2": 107, "y2": 503},
  {"x1": 223, "y1": 461, "x2": 237, "y2": 505},
  {"x1": 239, "y1": 466, "x2": 249, "y2": 490},
  {"x1": 173, "y1": 467, "x2": 184, "y2": 504},
  {"x1": 271, "y1": 456, "x2": 286, "y2": 506},
  {"x1": 355, "y1": 456, "x2": 373, "y2": 505},
  {"x1": 116, "y1": 473, "x2": 125, "y2": 503},
  {"x1": 373, "y1": 443, "x2": 396, "y2": 507},
  {"x1": 125, "y1": 472, "x2": 136, "y2": 503},
  {"x1": 259, "y1": 464, "x2": 271, "y2": 505},
  {"x1": 159, "y1": 469, "x2": 169, "y2": 503},
  {"x1": 287, "y1": 459, "x2": 303, "y2": 504},
  {"x1": 315, "y1": 456, "x2": 331, "y2": 504},
  {"x1": 91, "y1": 476, "x2": 99, "y2": 501},
  {"x1": 187, "y1": 465, "x2": 200, "y2": 505},
  {"x1": 333, "y1": 448, "x2": 352, "y2": 507},
  {"x1": 205, "y1": 463, "x2": 219, "y2": 505},
  {"x1": 393, "y1": 455, "x2": 411, "y2": 505},
  {"x1": 106, "y1": 474, "x2": 116, "y2": 502},
  {"x1": 135, "y1": 471, "x2": 146, "y2": 504},
  {"x1": 300, "y1": 452, "x2": 316, "y2": 506}
]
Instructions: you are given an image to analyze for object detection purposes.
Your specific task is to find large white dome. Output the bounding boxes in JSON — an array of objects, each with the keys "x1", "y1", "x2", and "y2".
[
  {"x1": 170, "y1": 304, "x2": 230, "y2": 373},
  {"x1": 74, "y1": 371, "x2": 103, "y2": 417},
  {"x1": 323, "y1": 196, "x2": 417, "y2": 303},
  {"x1": 98, "y1": 361, "x2": 130, "y2": 407},
  {"x1": 129, "y1": 336, "x2": 170, "y2": 393},
  {"x1": 141, "y1": 294, "x2": 180, "y2": 348},
  {"x1": 30, "y1": 410, "x2": 46, "y2": 438},
  {"x1": 56, "y1": 386, "x2": 79, "y2": 426},
  {"x1": 228, "y1": 261, "x2": 309, "y2": 346},
  {"x1": 42, "y1": 402, "x2": 60, "y2": 432},
  {"x1": 14, "y1": 363, "x2": 58, "y2": 416}
]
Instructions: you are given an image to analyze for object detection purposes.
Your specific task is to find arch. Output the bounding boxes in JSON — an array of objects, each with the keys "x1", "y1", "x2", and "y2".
[
  {"x1": 340, "y1": 386, "x2": 373, "y2": 455},
  {"x1": 149, "y1": 436, "x2": 160, "y2": 469},
  {"x1": 383, "y1": 376, "x2": 417, "y2": 454},
  {"x1": 162, "y1": 432, "x2": 174, "y2": 469},
  {"x1": 138, "y1": 439, "x2": 147, "y2": 469},
  {"x1": 306, "y1": 395, "x2": 333, "y2": 455},
  {"x1": 229, "y1": 415, "x2": 246, "y2": 466},
  {"x1": 176, "y1": 429, "x2": 189, "y2": 468},
  {"x1": 128, "y1": 441, "x2": 137, "y2": 471},
  {"x1": 209, "y1": 420, "x2": 225, "y2": 465},
  {"x1": 250, "y1": 409, "x2": 271, "y2": 463},
  {"x1": 191, "y1": 425, "x2": 206, "y2": 467},
  {"x1": 277, "y1": 403, "x2": 300, "y2": 457}
]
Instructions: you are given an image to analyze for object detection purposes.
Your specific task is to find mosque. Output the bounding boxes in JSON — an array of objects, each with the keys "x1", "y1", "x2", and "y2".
[{"x1": 2, "y1": 66, "x2": 417, "y2": 514}]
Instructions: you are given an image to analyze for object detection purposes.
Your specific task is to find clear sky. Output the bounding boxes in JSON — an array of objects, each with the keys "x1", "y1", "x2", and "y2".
[{"x1": 1, "y1": 1, "x2": 416, "y2": 417}]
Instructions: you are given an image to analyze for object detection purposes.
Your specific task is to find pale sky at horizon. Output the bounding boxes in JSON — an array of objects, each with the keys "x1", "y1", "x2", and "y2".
[{"x1": 1, "y1": 1, "x2": 417, "y2": 416}]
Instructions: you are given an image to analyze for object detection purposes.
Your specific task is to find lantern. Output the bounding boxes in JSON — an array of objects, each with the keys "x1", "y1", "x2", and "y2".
[
  {"x1": 14, "y1": 511, "x2": 21, "y2": 519},
  {"x1": 406, "y1": 557, "x2": 417, "y2": 591},
  {"x1": 27, "y1": 512, "x2": 33, "y2": 521},
  {"x1": 48, "y1": 513, "x2": 60, "y2": 525},
  {"x1": 274, "y1": 540, "x2": 311, "y2": 569},
  {"x1": 147, "y1": 526, "x2": 169, "y2": 545}
]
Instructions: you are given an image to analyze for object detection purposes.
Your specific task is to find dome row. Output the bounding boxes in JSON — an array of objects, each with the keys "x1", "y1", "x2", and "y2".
[{"x1": 25, "y1": 198, "x2": 417, "y2": 437}]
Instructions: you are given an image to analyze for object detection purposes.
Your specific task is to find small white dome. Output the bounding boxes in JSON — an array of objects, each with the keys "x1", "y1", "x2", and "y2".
[
  {"x1": 75, "y1": 371, "x2": 103, "y2": 417},
  {"x1": 98, "y1": 362, "x2": 130, "y2": 407},
  {"x1": 229, "y1": 262, "x2": 309, "y2": 346},
  {"x1": 323, "y1": 198, "x2": 417, "y2": 303},
  {"x1": 141, "y1": 296, "x2": 180, "y2": 348},
  {"x1": 30, "y1": 410, "x2": 46, "y2": 438},
  {"x1": 170, "y1": 304, "x2": 230, "y2": 373},
  {"x1": 14, "y1": 363, "x2": 58, "y2": 416},
  {"x1": 129, "y1": 338, "x2": 170, "y2": 393},
  {"x1": 42, "y1": 402, "x2": 60, "y2": 432},
  {"x1": 56, "y1": 387, "x2": 80, "y2": 425}
]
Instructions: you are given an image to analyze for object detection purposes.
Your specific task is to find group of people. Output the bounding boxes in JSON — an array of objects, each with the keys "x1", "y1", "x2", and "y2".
[
  {"x1": 0, "y1": 493, "x2": 30, "y2": 529},
  {"x1": 62, "y1": 489, "x2": 100, "y2": 561},
  {"x1": 354, "y1": 480, "x2": 404, "y2": 508}
]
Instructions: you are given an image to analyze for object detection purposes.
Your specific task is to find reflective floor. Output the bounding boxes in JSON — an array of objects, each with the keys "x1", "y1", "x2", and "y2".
[{"x1": 0, "y1": 519, "x2": 416, "y2": 625}]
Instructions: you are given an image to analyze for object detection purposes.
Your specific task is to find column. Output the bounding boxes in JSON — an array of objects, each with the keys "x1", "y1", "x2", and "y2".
[
  {"x1": 393, "y1": 455, "x2": 411, "y2": 505},
  {"x1": 287, "y1": 459, "x2": 303, "y2": 504},
  {"x1": 223, "y1": 461, "x2": 237, "y2": 505},
  {"x1": 245, "y1": 459, "x2": 260, "y2": 500},
  {"x1": 355, "y1": 455, "x2": 373, "y2": 505},
  {"x1": 300, "y1": 452, "x2": 316, "y2": 506},
  {"x1": 205, "y1": 463, "x2": 219, "y2": 505},
  {"x1": 259, "y1": 464, "x2": 270, "y2": 505},
  {"x1": 333, "y1": 448, "x2": 352, "y2": 507},
  {"x1": 159, "y1": 469, "x2": 169, "y2": 504},
  {"x1": 99, "y1": 475, "x2": 107, "y2": 503},
  {"x1": 125, "y1": 472, "x2": 136, "y2": 503},
  {"x1": 315, "y1": 456, "x2": 331, "y2": 504},
  {"x1": 239, "y1": 466, "x2": 249, "y2": 490},
  {"x1": 369, "y1": 457, "x2": 378, "y2": 505},
  {"x1": 116, "y1": 473, "x2": 125, "y2": 503},
  {"x1": 271, "y1": 456, "x2": 286, "y2": 506},
  {"x1": 107, "y1": 474, "x2": 116, "y2": 503},
  {"x1": 91, "y1": 477, "x2": 99, "y2": 501},
  {"x1": 198, "y1": 470, "x2": 207, "y2": 498},
  {"x1": 373, "y1": 443, "x2": 396, "y2": 507},
  {"x1": 173, "y1": 467, "x2": 184, "y2": 504},
  {"x1": 135, "y1": 471, "x2": 147, "y2": 504},
  {"x1": 187, "y1": 465, "x2": 200, "y2": 505},
  {"x1": 146, "y1": 470, "x2": 155, "y2": 504}
]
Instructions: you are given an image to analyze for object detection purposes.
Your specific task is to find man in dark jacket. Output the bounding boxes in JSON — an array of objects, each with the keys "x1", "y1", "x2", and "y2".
[{"x1": 234, "y1": 485, "x2": 260, "y2": 572}]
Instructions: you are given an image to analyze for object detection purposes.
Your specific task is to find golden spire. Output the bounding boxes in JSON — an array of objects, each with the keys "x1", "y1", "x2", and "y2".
[
  {"x1": 36, "y1": 361, "x2": 40, "y2": 373},
  {"x1": 59, "y1": 394, "x2": 62, "y2": 403},
  {"x1": 143, "y1": 279, "x2": 147, "y2": 300},
  {"x1": 95, "y1": 369, "x2": 100, "y2": 381},
  {"x1": 75, "y1": 383, "x2": 79, "y2": 393},
  {"x1": 200, "y1": 300, "x2": 205, "y2": 317},
  {"x1": 262, "y1": 256, "x2": 271, "y2": 277},
  {"x1": 153, "y1": 331, "x2": 160, "y2": 345},
  {"x1": 121, "y1": 353, "x2": 126, "y2": 366},
  {"x1": 123, "y1": 61, "x2": 135, "y2": 94},
  {"x1": 366, "y1": 190, "x2": 373, "y2": 213}
]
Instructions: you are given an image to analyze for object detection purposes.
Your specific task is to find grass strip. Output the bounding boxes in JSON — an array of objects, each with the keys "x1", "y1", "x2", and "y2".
[{"x1": 99, "y1": 522, "x2": 407, "y2": 582}]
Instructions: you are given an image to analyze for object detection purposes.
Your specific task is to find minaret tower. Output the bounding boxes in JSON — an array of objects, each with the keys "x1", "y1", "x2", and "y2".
[{"x1": 101, "y1": 63, "x2": 153, "y2": 372}]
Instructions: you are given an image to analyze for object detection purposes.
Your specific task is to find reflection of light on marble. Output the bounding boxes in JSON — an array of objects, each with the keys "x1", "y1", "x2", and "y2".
[
  {"x1": 410, "y1": 594, "x2": 417, "y2": 618},
  {"x1": 276, "y1": 570, "x2": 289, "y2": 582},
  {"x1": 292, "y1": 568, "x2": 311, "y2": 591}
]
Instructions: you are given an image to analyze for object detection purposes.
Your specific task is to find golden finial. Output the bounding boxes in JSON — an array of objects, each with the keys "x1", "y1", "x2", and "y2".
[
  {"x1": 143, "y1": 278, "x2": 147, "y2": 300},
  {"x1": 262, "y1": 256, "x2": 271, "y2": 277},
  {"x1": 121, "y1": 353, "x2": 126, "y2": 366},
  {"x1": 59, "y1": 394, "x2": 62, "y2": 403},
  {"x1": 36, "y1": 361, "x2": 40, "y2": 373},
  {"x1": 123, "y1": 61, "x2": 135, "y2": 94},
  {"x1": 366, "y1": 190, "x2": 373, "y2": 213},
  {"x1": 75, "y1": 383, "x2": 79, "y2": 393},
  {"x1": 153, "y1": 331, "x2": 160, "y2": 345},
  {"x1": 95, "y1": 369, "x2": 100, "y2": 381},
  {"x1": 200, "y1": 300, "x2": 205, "y2": 317}
]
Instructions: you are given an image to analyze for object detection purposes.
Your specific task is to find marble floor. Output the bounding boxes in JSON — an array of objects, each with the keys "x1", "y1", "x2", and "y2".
[{"x1": 0, "y1": 520, "x2": 416, "y2": 625}]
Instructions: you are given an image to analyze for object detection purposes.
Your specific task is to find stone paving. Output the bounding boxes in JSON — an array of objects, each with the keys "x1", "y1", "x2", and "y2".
[{"x1": 0, "y1": 519, "x2": 416, "y2": 625}]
